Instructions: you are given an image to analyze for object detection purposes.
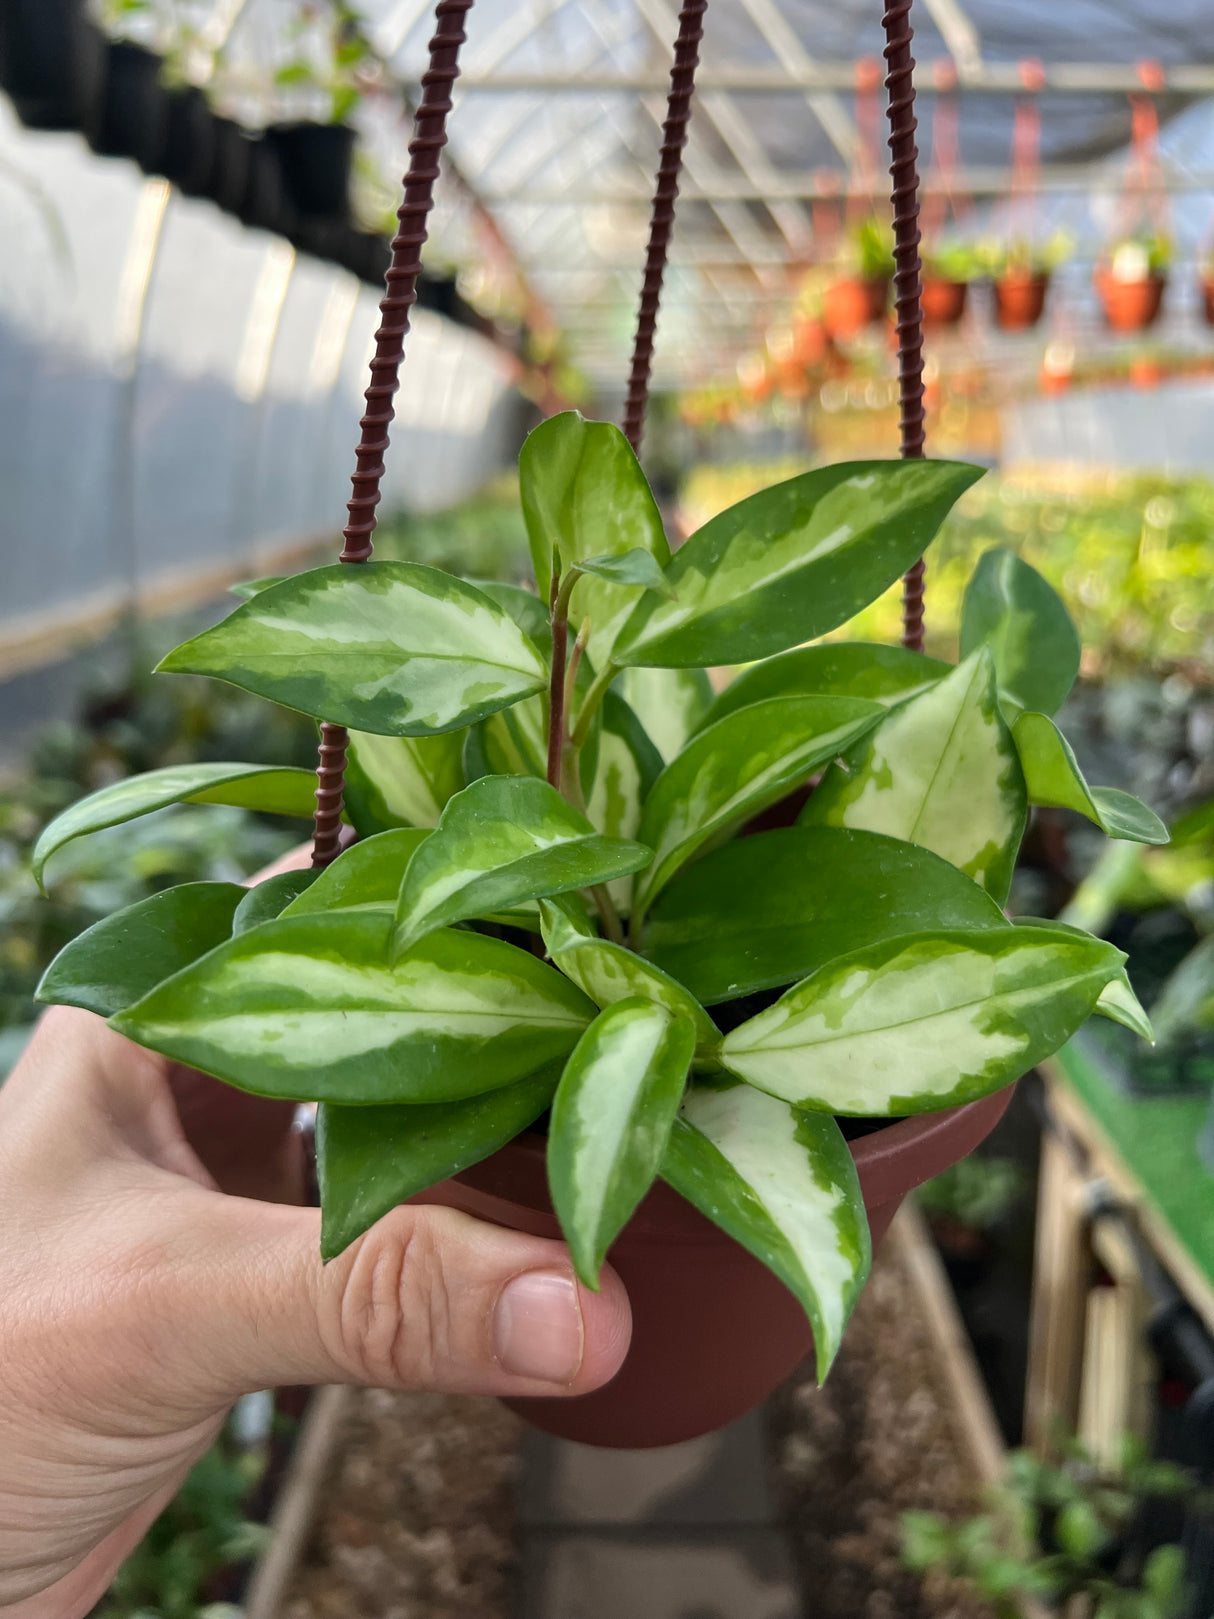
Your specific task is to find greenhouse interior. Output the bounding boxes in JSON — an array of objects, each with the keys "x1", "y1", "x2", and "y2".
[{"x1": 1, "y1": 0, "x2": 1213, "y2": 1616}]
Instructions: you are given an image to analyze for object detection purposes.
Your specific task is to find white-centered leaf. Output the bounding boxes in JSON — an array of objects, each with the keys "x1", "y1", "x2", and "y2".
[
  {"x1": 394, "y1": 775, "x2": 652, "y2": 951},
  {"x1": 661, "y1": 1082, "x2": 870, "y2": 1381},
  {"x1": 700, "y1": 642, "x2": 951, "y2": 731},
  {"x1": 157, "y1": 562, "x2": 547, "y2": 738},
  {"x1": 344, "y1": 729, "x2": 466, "y2": 834},
  {"x1": 635, "y1": 695, "x2": 883, "y2": 914},
  {"x1": 1015, "y1": 914, "x2": 1154, "y2": 1043},
  {"x1": 801, "y1": 648, "x2": 1027, "y2": 903},
  {"x1": 282, "y1": 828, "x2": 430, "y2": 918},
  {"x1": 540, "y1": 899, "x2": 720, "y2": 1058},
  {"x1": 720, "y1": 925, "x2": 1126, "y2": 1116},
  {"x1": 112, "y1": 911, "x2": 596, "y2": 1104},
  {"x1": 1013, "y1": 711, "x2": 1169, "y2": 845},
  {"x1": 584, "y1": 691, "x2": 664, "y2": 914},
  {"x1": 32, "y1": 763, "x2": 320, "y2": 887},
  {"x1": 616, "y1": 666, "x2": 714, "y2": 762},
  {"x1": 960, "y1": 547, "x2": 1080, "y2": 717},
  {"x1": 549, "y1": 1000, "x2": 695, "y2": 1288}
]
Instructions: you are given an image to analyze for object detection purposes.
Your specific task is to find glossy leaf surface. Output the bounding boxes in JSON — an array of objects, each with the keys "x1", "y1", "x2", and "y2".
[
  {"x1": 801, "y1": 649, "x2": 1027, "y2": 903},
  {"x1": 540, "y1": 898, "x2": 720, "y2": 1056},
  {"x1": 474, "y1": 694, "x2": 548, "y2": 780},
  {"x1": 317, "y1": 1065, "x2": 561, "y2": 1261},
  {"x1": 645, "y1": 825, "x2": 1008, "y2": 1005},
  {"x1": 282, "y1": 828, "x2": 429, "y2": 918},
  {"x1": 1013, "y1": 712, "x2": 1169, "y2": 845},
  {"x1": 549, "y1": 1001, "x2": 695, "y2": 1288},
  {"x1": 613, "y1": 459, "x2": 983, "y2": 669},
  {"x1": 344, "y1": 729, "x2": 466, "y2": 833},
  {"x1": 721, "y1": 926, "x2": 1125, "y2": 1115},
  {"x1": 1014, "y1": 915, "x2": 1154, "y2": 1042},
  {"x1": 661, "y1": 1082, "x2": 869, "y2": 1380},
  {"x1": 36, "y1": 882, "x2": 245, "y2": 1017},
  {"x1": 394, "y1": 775, "x2": 652, "y2": 950},
  {"x1": 112, "y1": 912, "x2": 595, "y2": 1103},
  {"x1": 232, "y1": 869, "x2": 321, "y2": 933},
  {"x1": 157, "y1": 562, "x2": 547, "y2": 737},
  {"x1": 960, "y1": 547, "x2": 1080, "y2": 717},
  {"x1": 32, "y1": 763, "x2": 320, "y2": 886},
  {"x1": 585, "y1": 691, "x2": 664, "y2": 912},
  {"x1": 701, "y1": 643, "x2": 951, "y2": 730},
  {"x1": 228, "y1": 575, "x2": 284, "y2": 600},
  {"x1": 576, "y1": 547, "x2": 675, "y2": 597},
  {"x1": 616, "y1": 666, "x2": 714, "y2": 762},
  {"x1": 635, "y1": 695, "x2": 882, "y2": 914}
]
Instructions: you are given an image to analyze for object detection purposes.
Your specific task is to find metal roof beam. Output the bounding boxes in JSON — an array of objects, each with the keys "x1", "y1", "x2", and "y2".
[
  {"x1": 453, "y1": 64, "x2": 1214, "y2": 93},
  {"x1": 733, "y1": 0, "x2": 857, "y2": 164},
  {"x1": 918, "y1": 0, "x2": 983, "y2": 83}
]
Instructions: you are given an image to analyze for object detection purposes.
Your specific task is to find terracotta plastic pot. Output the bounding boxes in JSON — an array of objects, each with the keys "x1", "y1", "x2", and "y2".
[
  {"x1": 1201, "y1": 278, "x2": 1214, "y2": 328},
  {"x1": 1094, "y1": 270, "x2": 1165, "y2": 333},
  {"x1": 822, "y1": 277, "x2": 888, "y2": 340},
  {"x1": 921, "y1": 277, "x2": 969, "y2": 327},
  {"x1": 994, "y1": 271, "x2": 1049, "y2": 331},
  {"x1": 416, "y1": 1085, "x2": 1015, "y2": 1449}
]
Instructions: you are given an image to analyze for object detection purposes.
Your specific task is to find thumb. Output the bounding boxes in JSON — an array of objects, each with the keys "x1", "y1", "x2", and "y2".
[{"x1": 161, "y1": 1190, "x2": 632, "y2": 1407}]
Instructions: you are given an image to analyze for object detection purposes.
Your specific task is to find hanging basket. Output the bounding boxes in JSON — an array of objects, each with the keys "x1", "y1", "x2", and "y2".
[
  {"x1": 1094, "y1": 269, "x2": 1166, "y2": 333},
  {"x1": 822, "y1": 275, "x2": 889, "y2": 339},
  {"x1": 920, "y1": 275, "x2": 968, "y2": 327},
  {"x1": 993, "y1": 269, "x2": 1049, "y2": 331}
]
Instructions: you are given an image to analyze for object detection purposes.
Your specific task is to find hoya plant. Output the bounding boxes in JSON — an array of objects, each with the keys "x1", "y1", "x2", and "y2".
[{"x1": 34, "y1": 412, "x2": 1169, "y2": 1381}]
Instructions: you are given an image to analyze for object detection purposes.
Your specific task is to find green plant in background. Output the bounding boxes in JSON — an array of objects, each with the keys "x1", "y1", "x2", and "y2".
[
  {"x1": 916, "y1": 1155, "x2": 1024, "y2": 1234},
  {"x1": 902, "y1": 1435, "x2": 1201, "y2": 1619},
  {"x1": 1105, "y1": 236, "x2": 1173, "y2": 282},
  {"x1": 372, "y1": 474, "x2": 533, "y2": 582},
  {"x1": 34, "y1": 413, "x2": 1169, "y2": 1375},
  {"x1": 273, "y1": 0, "x2": 376, "y2": 125},
  {"x1": 978, "y1": 231, "x2": 1074, "y2": 278},
  {"x1": 841, "y1": 214, "x2": 897, "y2": 280},
  {"x1": 923, "y1": 240, "x2": 987, "y2": 283}
]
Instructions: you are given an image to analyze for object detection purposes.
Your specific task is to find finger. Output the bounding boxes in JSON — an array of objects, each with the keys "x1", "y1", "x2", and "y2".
[{"x1": 158, "y1": 1190, "x2": 632, "y2": 1407}]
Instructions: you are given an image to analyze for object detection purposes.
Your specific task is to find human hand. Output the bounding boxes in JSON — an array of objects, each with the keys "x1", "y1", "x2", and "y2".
[{"x1": 0, "y1": 1008, "x2": 631, "y2": 1617}]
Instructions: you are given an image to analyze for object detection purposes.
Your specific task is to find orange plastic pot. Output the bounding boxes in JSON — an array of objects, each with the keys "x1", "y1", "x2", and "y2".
[
  {"x1": 822, "y1": 276, "x2": 889, "y2": 339},
  {"x1": 994, "y1": 271, "x2": 1049, "y2": 331},
  {"x1": 921, "y1": 277, "x2": 969, "y2": 327},
  {"x1": 1094, "y1": 270, "x2": 1165, "y2": 332},
  {"x1": 1201, "y1": 278, "x2": 1214, "y2": 327},
  {"x1": 416, "y1": 1085, "x2": 1015, "y2": 1449}
]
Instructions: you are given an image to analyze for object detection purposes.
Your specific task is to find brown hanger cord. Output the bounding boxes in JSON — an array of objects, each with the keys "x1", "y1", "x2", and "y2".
[
  {"x1": 311, "y1": 0, "x2": 474, "y2": 867},
  {"x1": 882, "y1": 0, "x2": 929, "y2": 652},
  {"x1": 621, "y1": 0, "x2": 708, "y2": 456}
]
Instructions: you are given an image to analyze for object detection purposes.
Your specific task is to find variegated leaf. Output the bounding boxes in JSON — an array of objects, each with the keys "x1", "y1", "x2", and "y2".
[
  {"x1": 281, "y1": 828, "x2": 430, "y2": 919},
  {"x1": 36, "y1": 882, "x2": 246, "y2": 1017},
  {"x1": 645, "y1": 825, "x2": 1009, "y2": 1005},
  {"x1": 635, "y1": 696, "x2": 883, "y2": 914},
  {"x1": 801, "y1": 648, "x2": 1027, "y2": 903},
  {"x1": 317, "y1": 1063, "x2": 561, "y2": 1260},
  {"x1": 616, "y1": 666, "x2": 714, "y2": 762},
  {"x1": 700, "y1": 642, "x2": 951, "y2": 731},
  {"x1": 394, "y1": 775, "x2": 652, "y2": 951},
  {"x1": 540, "y1": 898, "x2": 720, "y2": 1057},
  {"x1": 32, "y1": 762, "x2": 320, "y2": 887},
  {"x1": 229, "y1": 575, "x2": 284, "y2": 599},
  {"x1": 344, "y1": 730, "x2": 466, "y2": 834},
  {"x1": 111, "y1": 911, "x2": 596, "y2": 1104},
  {"x1": 585, "y1": 691, "x2": 664, "y2": 913},
  {"x1": 613, "y1": 459, "x2": 983, "y2": 669},
  {"x1": 576, "y1": 547, "x2": 675, "y2": 597},
  {"x1": 157, "y1": 562, "x2": 547, "y2": 738},
  {"x1": 960, "y1": 547, "x2": 1080, "y2": 717},
  {"x1": 661, "y1": 1081, "x2": 870, "y2": 1381},
  {"x1": 720, "y1": 926, "x2": 1126, "y2": 1115},
  {"x1": 1014, "y1": 914, "x2": 1154, "y2": 1042},
  {"x1": 1013, "y1": 712, "x2": 1169, "y2": 845},
  {"x1": 549, "y1": 1000, "x2": 695, "y2": 1287},
  {"x1": 474, "y1": 693, "x2": 548, "y2": 780}
]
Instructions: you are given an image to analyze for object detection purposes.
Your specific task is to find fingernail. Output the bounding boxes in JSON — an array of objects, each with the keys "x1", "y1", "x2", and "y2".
[{"x1": 494, "y1": 1269, "x2": 584, "y2": 1385}]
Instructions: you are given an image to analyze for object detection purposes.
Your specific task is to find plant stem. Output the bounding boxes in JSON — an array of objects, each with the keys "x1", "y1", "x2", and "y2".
[
  {"x1": 571, "y1": 658, "x2": 619, "y2": 750},
  {"x1": 546, "y1": 570, "x2": 579, "y2": 791},
  {"x1": 589, "y1": 883, "x2": 626, "y2": 945}
]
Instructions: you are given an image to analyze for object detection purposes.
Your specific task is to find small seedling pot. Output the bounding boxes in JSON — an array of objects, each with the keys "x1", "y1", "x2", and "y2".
[
  {"x1": 822, "y1": 276, "x2": 889, "y2": 340},
  {"x1": 1094, "y1": 270, "x2": 1166, "y2": 333},
  {"x1": 161, "y1": 84, "x2": 215, "y2": 196},
  {"x1": 86, "y1": 40, "x2": 168, "y2": 170},
  {"x1": 266, "y1": 122, "x2": 356, "y2": 221},
  {"x1": 0, "y1": 0, "x2": 103, "y2": 130},
  {"x1": 920, "y1": 277, "x2": 969, "y2": 327},
  {"x1": 993, "y1": 270, "x2": 1049, "y2": 331},
  {"x1": 237, "y1": 134, "x2": 292, "y2": 234},
  {"x1": 210, "y1": 117, "x2": 253, "y2": 216},
  {"x1": 416, "y1": 1084, "x2": 1015, "y2": 1449}
]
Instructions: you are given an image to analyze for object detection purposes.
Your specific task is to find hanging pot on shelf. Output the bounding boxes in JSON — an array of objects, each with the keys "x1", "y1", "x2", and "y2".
[
  {"x1": 416, "y1": 1088, "x2": 1015, "y2": 1449},
  {"x1": 160, "y1": 84, "x2": 215, "y2": 196},
  {"x1": 921, "y1": 275, "x2": 968, "y2": 327},
  {"x1": 209, "y1": 117, "x2": 253, "y2": 216},
  {"x1": 821, "y1": 276, "x2": 888, "y2": 340},
  {"x1": 0, "y1": 0, "x2": 103, "y2": 131},
  {"x1": 237, "y1": 134, "x2": 292, "y2": 234},
  {"x1": 993, "y1": 270, "x2": 1049, "y2": 331},
  {"x1": 1199, "y1": 274, "x2": 1214, "y2": 328},
  {"x1": 266, "y1": 122, "x2": 356, "y2": 221},
  {"x1": 1094, "y1": 269, "x2": 1166, "y2": 333},
  {"x1": 85, "y1": 40, "x2": 169, "y2": 170}
]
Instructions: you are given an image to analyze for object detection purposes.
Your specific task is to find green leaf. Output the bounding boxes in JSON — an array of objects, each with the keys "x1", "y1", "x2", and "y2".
[
  {"x1": 36, "y1": 882, "x2": 245, "y2": 1017},
  {"x1": 801, "y1": 649, "x2": 1027, "y2": 904},
  {"x1": 540, "y1": 898, "x2": 720, "y2": 1058},
  {"x1": 157, "y1": 562, "x2": 547, "y2": 738},
  {"x1": 635, "y1": 696, "x2": 883, "y2": 914},
  {"x1": 343, "y1": 729, "x2": 466, "y2": 834},
  {"x1": 645, "y1": 824, "x2": 1008, "y2": 1005},
  {"x1": 232, "y1": 869, "x2": 321, "y2": 933},
  {"x1": 613, "y1": 459, "x2": 983, "y2": 669},
  {"x1": 615, "y1": 666, "x2": 714, "y2": 762},
  {"x1": 960, "y1": 547, "x2": 1080, "y2": 717},
  {"x1": 1055, "y1": 1499, "x2": 1108, "y2": 1561},
  {"x1": 661, "y1": 1082, "x2": 870, "y2": 1380},
  {"x1": 111, "y1": 912, "x2": 595, "y2": 1104},
  {"x1": 584, "y1": 690, "x2": 664, "y2": 913},
  {"x1": 576, "y1": 547, "x2": 675, "y2": 597},
  {"x1": 281, "y1": 828, "x2": 429, "y2": 918},
  {"x1": 700, "y1": 642, "x2": 951, "y2": 730},
  {"x1": 1012, "y1": 712, "x2": 1169, "y2": 845},
  {"x1": 228, "y1": 574, "x2": 284, "y2": 600},
  {"x1": 519, "y1": 411, "x2": 669, "y2": 666},
  {"x1": 470, "y1": 580, "x2": 551, "y2": 645},
  {"x1": 394, "y1": 775, "x2": 652, "y2": 951},
  {"x1": 1015, "y1": 916, "x2": 1154, "y2": 1042},
  {"x1": 1150, "y1": 933, "x2": 1214, "y2": 1046},
  {"x1": 474, "y1": 694, "x2": 548, "y2": 780},
  {"x1": 316, "y1": 1064, "x2": 560, "y2": 1261},
  {"x1": 549, "y1": 1000, "x2": 695, "y2": 1288},
  {"x1": 32, "y1": 763, "x2": 320, "y2": 887},
  {"x1": 720, "y1": 925, "x2": 1126, "y2": 1115}
]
